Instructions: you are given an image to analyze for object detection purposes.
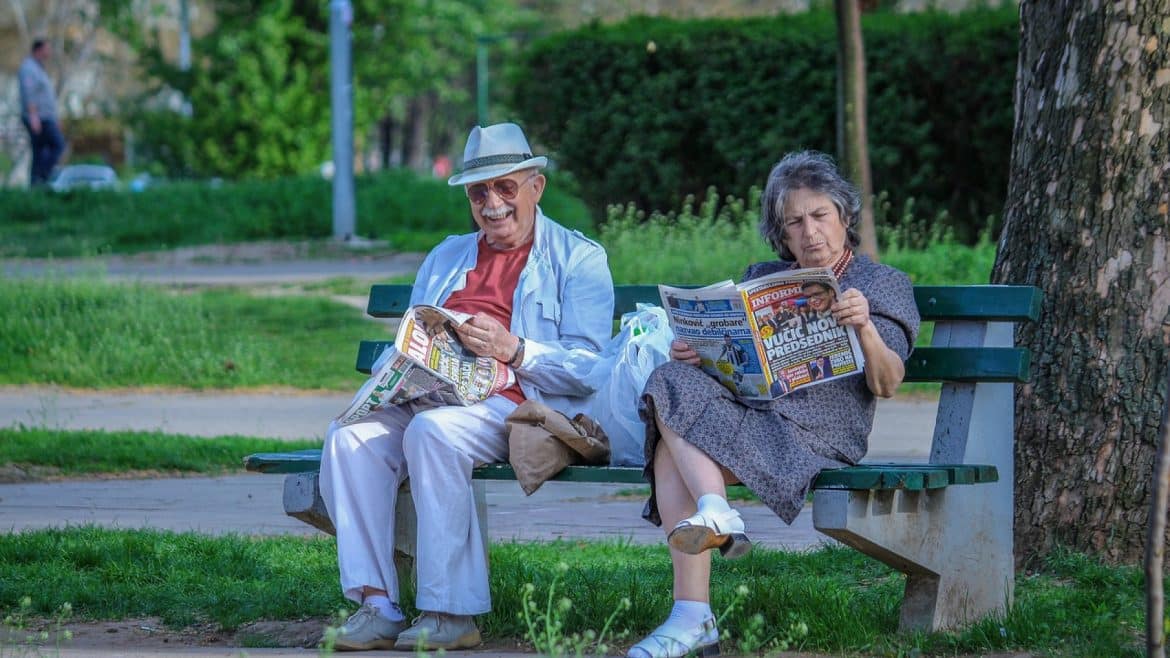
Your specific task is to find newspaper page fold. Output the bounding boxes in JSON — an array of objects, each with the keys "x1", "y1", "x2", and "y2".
[
  {"x1": 335, "y1": 305, "x2": 517, "y2": 425},
  {"x1": 659, "y1": 267, "x2": 865, "y2": 400}
]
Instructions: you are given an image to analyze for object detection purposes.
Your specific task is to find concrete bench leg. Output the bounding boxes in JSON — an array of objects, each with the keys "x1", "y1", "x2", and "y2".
[
  {"x1": 813, "y1": 321, "x2": 1016, "y2": 631},
  {"x1": 282, "y1": 472, "x2": 490, "y2": 589},
  {"x1": 813, "y1": 485, "x2": 1012, "y2": 631}
]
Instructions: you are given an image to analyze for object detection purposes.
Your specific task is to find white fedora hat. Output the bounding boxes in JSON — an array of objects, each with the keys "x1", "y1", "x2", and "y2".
[{"x1": 447, "y1": 122, "x2": 548, "y2": 186}]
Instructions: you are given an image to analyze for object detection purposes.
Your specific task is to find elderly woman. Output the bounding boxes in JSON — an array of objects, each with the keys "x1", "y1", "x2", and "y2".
[{"x1": 627, "y1": 151, "x2": 920, "y2": 658}]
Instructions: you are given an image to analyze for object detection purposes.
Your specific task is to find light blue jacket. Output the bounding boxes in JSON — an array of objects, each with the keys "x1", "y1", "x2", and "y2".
[{"x1": 410, "y1": 209, "x2": 615, "y2": 416}]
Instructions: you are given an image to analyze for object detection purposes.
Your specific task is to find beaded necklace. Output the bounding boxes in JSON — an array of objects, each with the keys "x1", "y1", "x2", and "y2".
[{"x1": 793, "y1": 248, "x2": 854, "y2": 279}]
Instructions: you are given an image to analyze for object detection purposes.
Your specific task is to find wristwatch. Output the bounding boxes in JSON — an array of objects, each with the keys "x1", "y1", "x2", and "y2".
[{"x1": 509, "y1": 337, "x2": 526, "y2": 368}]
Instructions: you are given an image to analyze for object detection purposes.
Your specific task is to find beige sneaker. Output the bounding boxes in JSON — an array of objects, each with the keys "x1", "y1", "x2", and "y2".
[
  {"x1": 328, "y1": 603, "x2": 409, "y2": 651},
  {"x1": 393, "y1": 612, "x2": 482, "y2": 651}
]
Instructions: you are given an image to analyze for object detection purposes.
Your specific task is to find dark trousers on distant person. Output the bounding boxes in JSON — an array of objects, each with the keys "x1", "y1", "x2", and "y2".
[{"x1": 22, "y1": 117, "x2": 65, "y2": 186}]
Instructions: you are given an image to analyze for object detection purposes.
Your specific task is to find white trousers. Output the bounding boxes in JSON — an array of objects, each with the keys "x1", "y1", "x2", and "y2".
[{"x1": 319, "y1": 396, "x2": 515, "y2": 615}]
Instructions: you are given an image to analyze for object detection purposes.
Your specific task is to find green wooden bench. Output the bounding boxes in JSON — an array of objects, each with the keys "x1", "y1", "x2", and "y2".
[{"x1": 245, "y1": 282, "x2": 1040, "y2": 632}]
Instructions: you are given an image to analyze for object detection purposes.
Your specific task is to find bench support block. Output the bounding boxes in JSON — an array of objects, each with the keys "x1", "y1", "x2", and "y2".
[{"x1": 813, "y1": 321, "x2": 1015, "y2": 631}]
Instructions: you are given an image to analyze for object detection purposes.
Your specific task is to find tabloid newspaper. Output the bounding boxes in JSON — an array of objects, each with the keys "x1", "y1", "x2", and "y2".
[
  {"x1": 658, "y1": 266, "x2": 865, "y2": 400},
  {"x1": 335, "y1": 305, "x2": 516, "y2": 426}
]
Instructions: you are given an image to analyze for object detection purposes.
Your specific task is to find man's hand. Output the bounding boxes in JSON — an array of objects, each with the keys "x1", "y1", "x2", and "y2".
[
  {"x1": 669, "y1": 339, "x2": 701, "y2": 366},
  {"x1": 454, "y1": 313, "x2": 519, "y2": 362},
  {"x1": 28, "y1": 115, "x2": 41, "y2": 135}
]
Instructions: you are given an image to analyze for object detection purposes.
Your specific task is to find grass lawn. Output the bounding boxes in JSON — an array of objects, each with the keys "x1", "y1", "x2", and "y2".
[
  {"x1": 0, "y1": 277, "x2": 378, "y2": 391},
  {"x1": 0, "y1": 527, "x2": 1143, "y2": 657}
]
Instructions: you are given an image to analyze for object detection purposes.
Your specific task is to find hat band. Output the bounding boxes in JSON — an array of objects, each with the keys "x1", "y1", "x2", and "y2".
[{"x1": 461, "y1": 153, "x2": 533, "y2": 171}]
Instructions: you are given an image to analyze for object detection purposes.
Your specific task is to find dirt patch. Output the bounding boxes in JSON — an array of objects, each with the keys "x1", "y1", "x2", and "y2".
[
  {"x1": 8, "y1": 619, "x2": 1038, "y2": 657},
  {"x1": 15, "y1": 617, "x2": 535, "y2": 653}
]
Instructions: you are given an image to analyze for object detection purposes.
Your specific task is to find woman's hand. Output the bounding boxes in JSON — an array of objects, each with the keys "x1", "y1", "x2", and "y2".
[
  {"x1": 670, "y1": 338, "x2": 701, "y2": 366},
  {"x1": 831, "y1": 288, "x2": 871, "y2": 328},
  {"x1": 454, "y1": 313, "x2": 519, "y2": 362},
  {"x1": 832, "y1": 288, "x2": 906, "y2": 398}
]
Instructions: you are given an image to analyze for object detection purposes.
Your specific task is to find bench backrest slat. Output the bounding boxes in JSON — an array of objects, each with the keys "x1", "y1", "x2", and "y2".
[
  {"x1": 358, "y1": 283, "x2": 1041, "y2": 385},
  {"x1": 368, "y1": 283, "x2": 1042, "y2": 323},
  {"x1": 355, "y1": 340, "x2": 1031, "y2": 383}
]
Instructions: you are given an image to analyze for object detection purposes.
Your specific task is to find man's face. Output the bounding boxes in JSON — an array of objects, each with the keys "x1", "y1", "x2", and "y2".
[
  {"x1": 805, "y1": 285, "x2": 833, "y2": 312},
  {"x1": 33, "y1": 43, "x2": 52, "y2": 63},
  {"x1": 465, "y1": 169, "x2": 545, "y2": 250}
]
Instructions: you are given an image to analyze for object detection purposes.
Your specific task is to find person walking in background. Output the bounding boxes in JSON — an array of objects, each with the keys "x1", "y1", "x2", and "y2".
[{"x1": 18, "y1": 39, "x2": 66, "y2": 186}]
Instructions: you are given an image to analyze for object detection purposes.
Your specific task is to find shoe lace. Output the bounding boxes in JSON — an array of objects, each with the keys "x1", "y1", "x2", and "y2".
[{"x1": 345, "y1": 603, "x2": 379, "y2": 629}]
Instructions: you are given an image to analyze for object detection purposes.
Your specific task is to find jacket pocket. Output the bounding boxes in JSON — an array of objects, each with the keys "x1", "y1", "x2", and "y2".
[{"x1": 538, "y1": 297, "x2": 561, "y2": 323}]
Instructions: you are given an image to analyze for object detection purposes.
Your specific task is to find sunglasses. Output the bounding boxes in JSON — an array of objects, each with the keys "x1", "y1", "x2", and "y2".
[{"x1": 465, "y1": 172, "x2": 539, "y2": 205}]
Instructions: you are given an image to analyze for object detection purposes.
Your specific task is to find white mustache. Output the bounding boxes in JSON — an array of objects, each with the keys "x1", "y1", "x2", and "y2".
[{"x1": 481, "y1": 205, "x2": 513, "y2": 219}]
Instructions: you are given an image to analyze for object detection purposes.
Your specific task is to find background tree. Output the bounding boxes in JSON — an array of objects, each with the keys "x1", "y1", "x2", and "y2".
[
  {"x1": 834, "y1": 0, "x2": 877, "y2": 258},
  {"x1": 992, "y1": 0, "x2": 1170, "y2": 564},
  {"x1": 106, "y1": 0, "x2": 518, "y2": 179}
]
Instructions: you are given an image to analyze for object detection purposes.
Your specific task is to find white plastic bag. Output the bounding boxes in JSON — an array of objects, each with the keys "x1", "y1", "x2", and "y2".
[{"x1": 583, "y1": 303, "x2": 674, "y2": 466}]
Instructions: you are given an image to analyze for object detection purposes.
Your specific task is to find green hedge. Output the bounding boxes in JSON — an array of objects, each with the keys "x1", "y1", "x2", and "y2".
[
  {"x1": 512, "y1": 7, "x2": 1018, "y2": 240},
  {"x1": 0, "y1": 169, "x2": 593, "y2": 258}
]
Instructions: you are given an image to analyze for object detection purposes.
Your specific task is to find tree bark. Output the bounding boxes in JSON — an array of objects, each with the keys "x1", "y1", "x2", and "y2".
[
  {"x1": 834, "y1": 0, "x2": 878, "y2": 259},
  {"x1": 993, "y1": 0, "x2": 1170, "y2": 564}
]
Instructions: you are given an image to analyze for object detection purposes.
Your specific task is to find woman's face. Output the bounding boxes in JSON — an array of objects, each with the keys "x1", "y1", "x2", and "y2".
[{"x1": 781, "y1": 188, "x2": 848, "y2": 268}]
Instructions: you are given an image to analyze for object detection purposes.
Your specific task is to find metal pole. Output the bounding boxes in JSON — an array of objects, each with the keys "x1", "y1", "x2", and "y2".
[
  {"x1": 476, "y1": 38, "x2": 489, "y2": 126},
  {"x1": 330, "y1": 0, "x2": 356, "y2": 241},
  {"x1": 178, "y1": 0, "x2": 191, "y2": 71}
]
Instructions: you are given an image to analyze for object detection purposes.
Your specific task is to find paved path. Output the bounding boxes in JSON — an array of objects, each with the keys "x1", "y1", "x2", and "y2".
[
  {"x1": 0, "y1": 388, "x2": 934, "y2": 552},
  {"x1": 2, "y1": 242, "x2": 426, "y2": 285}
]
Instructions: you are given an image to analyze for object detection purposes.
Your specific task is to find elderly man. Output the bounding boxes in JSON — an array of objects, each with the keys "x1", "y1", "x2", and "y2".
[{"x1": 320, "y1": 122, "x2": 614, "y2": 651}]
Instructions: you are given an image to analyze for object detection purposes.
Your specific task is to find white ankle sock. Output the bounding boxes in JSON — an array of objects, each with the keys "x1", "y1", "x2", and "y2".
[
  {"x1": 696, "y1": 493, "x2": 732, "y2": 515},
  {"x1": 667, "y1": 599, "x2": 714, "y2": 628},
  {"x1": 364, "y1": 595, "x2": 406, "y2": 622}
]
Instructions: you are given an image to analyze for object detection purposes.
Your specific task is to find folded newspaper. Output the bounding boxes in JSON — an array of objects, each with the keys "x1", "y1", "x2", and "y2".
[
  {"x1": 335, "y1": 305, "x2": 517, "y2": 425},
  {"x1": 659, "y1": 266, "x2": 865, "y2": 400}
]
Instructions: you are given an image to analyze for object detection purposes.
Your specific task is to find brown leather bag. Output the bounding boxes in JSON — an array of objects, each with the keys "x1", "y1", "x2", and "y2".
[{"x1": 505, "y1": 400, "x2": 610, "y2": 495}]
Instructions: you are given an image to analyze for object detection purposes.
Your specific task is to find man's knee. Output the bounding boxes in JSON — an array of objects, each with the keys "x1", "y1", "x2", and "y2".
[{"x1": 401, "y1": 411, "x2": 452, "y2": 457}]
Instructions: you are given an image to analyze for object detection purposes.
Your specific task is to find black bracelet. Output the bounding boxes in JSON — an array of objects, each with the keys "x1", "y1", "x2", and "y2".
[{"x1": 508, "y1": 337, "x2": 525, "y2": 367}]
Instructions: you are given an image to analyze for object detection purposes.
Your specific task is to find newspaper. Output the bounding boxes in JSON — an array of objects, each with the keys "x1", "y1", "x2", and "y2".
[
  {"x1": 335, "y1": 305, "x2": 517, "y2": 425},
  {"x1": 658, "y1": 267, "x2": 865, "y2": 400}
]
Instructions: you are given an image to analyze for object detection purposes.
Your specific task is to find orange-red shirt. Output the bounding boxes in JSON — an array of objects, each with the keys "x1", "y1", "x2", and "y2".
[{"x1": 443, "y1": 236, "x2": 533, "y2": 404}]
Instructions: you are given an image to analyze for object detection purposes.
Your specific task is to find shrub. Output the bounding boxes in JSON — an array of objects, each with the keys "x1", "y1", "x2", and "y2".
[{"x1": 513, "y1": 7, "x2": 1018, "y2": 242}]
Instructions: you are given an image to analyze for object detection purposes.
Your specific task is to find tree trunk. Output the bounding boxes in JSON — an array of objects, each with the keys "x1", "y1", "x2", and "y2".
[
  {"x1": 992, "y1": 0, "x2": 1170, "y2": 564},
  {"x1": 1147, "y1": 378, "x2": 1170, "y2": 658},
  {"x1": 834, "y1": 0, "x2": 878, "y2": 259},
  {"x1": 405, "y1": 94, "x2": 432, "y2": 173}
]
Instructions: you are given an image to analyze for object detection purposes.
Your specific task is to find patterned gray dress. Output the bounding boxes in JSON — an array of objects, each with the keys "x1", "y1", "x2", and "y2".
[{"x1": 640, "y1": 255, "x2": 920, "y2": 525}]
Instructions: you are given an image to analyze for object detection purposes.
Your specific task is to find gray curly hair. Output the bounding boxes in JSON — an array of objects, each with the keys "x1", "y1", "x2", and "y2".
[{"x1": 759, "y1": 150, "x2": 861, "y2": 262}]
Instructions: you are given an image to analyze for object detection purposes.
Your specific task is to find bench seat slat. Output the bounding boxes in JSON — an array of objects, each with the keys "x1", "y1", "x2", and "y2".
[
  {"x1": 244, "y1": 450, "x2": 326, "y2": 474},
  {"x1": 244, "y1": 450, "x2": 997, "y2": 492}
]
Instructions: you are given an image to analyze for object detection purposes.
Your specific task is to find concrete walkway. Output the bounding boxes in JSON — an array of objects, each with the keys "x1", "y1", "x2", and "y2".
[{"x1": 0, "y1": 387, "x2": 935, "y2": 552}]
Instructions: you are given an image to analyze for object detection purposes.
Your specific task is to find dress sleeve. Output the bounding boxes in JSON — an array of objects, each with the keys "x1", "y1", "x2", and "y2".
[{"x1": 861, "y1": 267, "x2": 920, "y2": 360}]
